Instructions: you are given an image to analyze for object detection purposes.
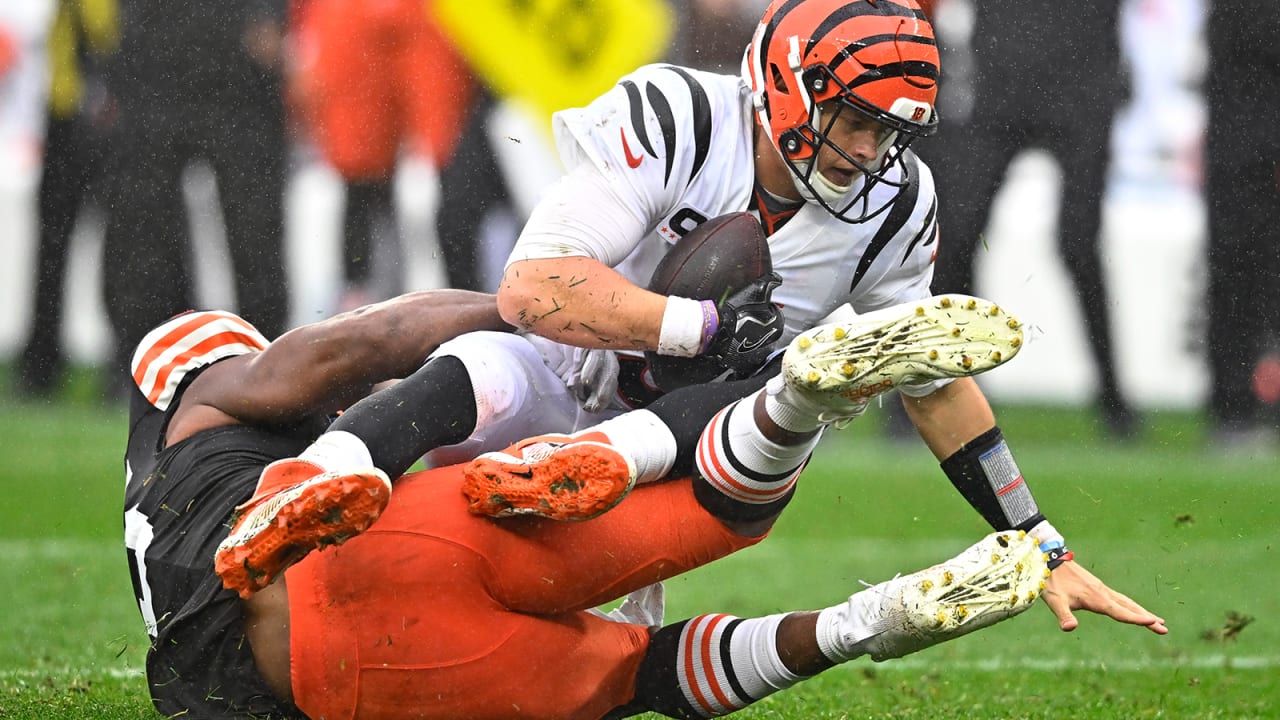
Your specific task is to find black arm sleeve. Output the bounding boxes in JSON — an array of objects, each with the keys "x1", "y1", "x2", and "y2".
[{"x1": 939, "y1": 426, "x2": 1046, "y2": 532}]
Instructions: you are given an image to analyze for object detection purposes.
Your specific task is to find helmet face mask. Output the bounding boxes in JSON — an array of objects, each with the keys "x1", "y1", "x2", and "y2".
[{"x1": 745, "y1": 0, "x2": 940, "y2": 223}]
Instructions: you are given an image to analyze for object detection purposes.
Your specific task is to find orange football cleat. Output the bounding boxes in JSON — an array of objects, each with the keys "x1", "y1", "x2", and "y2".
[
  {"x1": 462, "y1": 434, "x2": 636, "y2": 521},
  {"x1": 215, "y1": 458, "x2": 391, "y2": 599}
]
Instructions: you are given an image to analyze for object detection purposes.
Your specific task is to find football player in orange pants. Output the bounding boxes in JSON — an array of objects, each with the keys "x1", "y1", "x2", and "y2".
[{"x1": 125, "y1": 288, "x2": 1165, "y2": 719}]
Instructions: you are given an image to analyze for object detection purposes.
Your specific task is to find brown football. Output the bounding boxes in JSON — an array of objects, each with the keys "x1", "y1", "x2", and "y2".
[{"x1": 645, "y1": 212, "x2": 772, "y2": 391}]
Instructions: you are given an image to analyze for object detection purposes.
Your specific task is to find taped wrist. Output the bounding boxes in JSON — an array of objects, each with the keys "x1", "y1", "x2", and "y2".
[
  {"x1": 658, "y1": 296, "x2": 718, "y2": 357},
  {"x1": 940, "y1": 426, "x2": 1044, "y2": 533},
  {"x1": 1028, "y1": 519, "x2": 1073, "y2": 570}
]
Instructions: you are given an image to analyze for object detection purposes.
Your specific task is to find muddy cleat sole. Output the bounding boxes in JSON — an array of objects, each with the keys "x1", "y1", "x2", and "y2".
[
  {"x1": 783, "y1": 294, "x2": 1024, "y2": 404},
  {"x1": 462, "y1": 437, "x2": 636, "y2": 521},
  {"x1": 856, "y1": 530, "x2": 1048, "y2": 661},
  {"x1": 215, "y1": 468, "x2": 391, "y2": 599}
]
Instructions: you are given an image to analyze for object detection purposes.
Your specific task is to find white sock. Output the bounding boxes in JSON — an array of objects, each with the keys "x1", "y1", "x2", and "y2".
[
  {"x1": 297, "y1": 430, "x2": 376, "y2": 473},
  {"x1": 579, "y1": 409, "x2": 676, "y2": 484},
  {"x1": 763, "y1": 375, "x2": 869, "y2": 432},
  {"x1": 727, "y1": 390, "x2": 823, "y2": 469}
]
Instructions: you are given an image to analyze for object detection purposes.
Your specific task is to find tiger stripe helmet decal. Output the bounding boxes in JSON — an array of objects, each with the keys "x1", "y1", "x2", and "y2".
[{"x1": 131, "y1": 310, "x2": 270, "y2": 411}]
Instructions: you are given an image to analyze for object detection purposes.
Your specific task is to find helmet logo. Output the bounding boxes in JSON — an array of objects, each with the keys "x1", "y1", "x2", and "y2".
[{"x1": 910, "y1": 106, "x2": 926, "y2": 122}]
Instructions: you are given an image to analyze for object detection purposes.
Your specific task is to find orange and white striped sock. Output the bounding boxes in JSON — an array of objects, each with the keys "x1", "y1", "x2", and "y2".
[
  {"x1": 693, "y1": 391, "x2": 819, "y2": 520},
  {"x1": 672, "y1": 613, "x2": 804, "y2": 717}
]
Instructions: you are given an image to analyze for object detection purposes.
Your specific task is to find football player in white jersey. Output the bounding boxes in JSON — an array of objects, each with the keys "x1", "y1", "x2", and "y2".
[
  {"x1": 217, "y1": 0, "x2": 1128, "y2": 614},
  {"x1": 388, "y1": 0, "x2": 945, "y2": 467}
]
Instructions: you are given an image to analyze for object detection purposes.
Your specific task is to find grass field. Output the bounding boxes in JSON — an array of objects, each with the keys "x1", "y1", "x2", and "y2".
[{"x1": 1, "y1": 366, "x2": 1277, "y2": 719}]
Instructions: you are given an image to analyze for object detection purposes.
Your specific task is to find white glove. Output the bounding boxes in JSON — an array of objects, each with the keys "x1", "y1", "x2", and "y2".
[
  {"x1": 588, "y1": 582, "x2": 665, "y2": 629},
  {"x1": 568, "y1": 348, "x2": 620, "y2": 413}
]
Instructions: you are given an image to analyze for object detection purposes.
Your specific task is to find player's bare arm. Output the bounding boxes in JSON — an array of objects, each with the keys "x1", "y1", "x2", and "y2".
[
  {"x1": 899, "y1": 376, "x2": 996, "y2": 458},
  {"x1": 498, "y1": 256, "x2": 668, "y2": 350},
  {"x1": 168, "y1": 290, "x2": 507, "y2": 445}
]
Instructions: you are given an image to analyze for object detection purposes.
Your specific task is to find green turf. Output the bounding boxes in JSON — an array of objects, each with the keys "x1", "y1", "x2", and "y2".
[{"x1": 2, "y1": 368, "x2": 1277, "y2": 719}]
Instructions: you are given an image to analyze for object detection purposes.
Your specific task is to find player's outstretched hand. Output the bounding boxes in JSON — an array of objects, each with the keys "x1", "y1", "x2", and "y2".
[{"x1": 1041, "y1": 560, "x2": 1168, "y2": 635}]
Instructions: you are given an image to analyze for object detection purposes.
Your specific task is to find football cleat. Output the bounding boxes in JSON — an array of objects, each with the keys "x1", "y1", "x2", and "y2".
[
  {"x1": 783, "y1": 294, "x2": 1024, "y2": 413},
  {"x1": 462, "y1": 433, "x2": 636, "y2": 521},
  {"x1": 215, "y1": 459, "x2": 391, "y2": 599},
  {"x1": 853, "y1": 531, "x2": 1047, "y2": 661}
]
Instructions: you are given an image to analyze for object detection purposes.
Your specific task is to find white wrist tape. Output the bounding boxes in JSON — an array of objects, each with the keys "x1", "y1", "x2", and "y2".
[
  {"x1": 1027, "y1": 519, "x2": 1065, "y2": 549},
  {"x1": 658, "y1": 296, "x2": 712, "y2": 357}
]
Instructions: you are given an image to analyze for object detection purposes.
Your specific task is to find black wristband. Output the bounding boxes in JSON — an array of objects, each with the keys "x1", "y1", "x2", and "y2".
[{"x1": 1045, "y1": 545, "x2": 1074, "y2": 571}]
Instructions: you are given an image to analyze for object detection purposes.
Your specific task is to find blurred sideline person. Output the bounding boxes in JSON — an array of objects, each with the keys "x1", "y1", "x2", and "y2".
[
  {"x1": 289, "y1": 0, "x2": 476, "y2": 307},
  {"x1": 667, "y1": 0, "x2": 761, "y2": 74},
  {"x1": 15, "y1": 0, "x2": 117, "y2": 398},
  {"x1": 101, "y1": 0, "x2": 290, "y2": 399},
  {"x1": 1203, "y1": 0, "x2": 1280, "y2": 450},
  {"x1": 124, "y1": 290, "x2": 1166, "y2": 719},
  {"x1": 925, "y1": 0, "x2": 1136, "y2": 437}
]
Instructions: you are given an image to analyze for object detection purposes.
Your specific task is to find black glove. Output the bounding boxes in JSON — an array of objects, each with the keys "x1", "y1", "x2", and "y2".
[{"x1": 703, "y1": 272, "x2": 784, "y2": 376}]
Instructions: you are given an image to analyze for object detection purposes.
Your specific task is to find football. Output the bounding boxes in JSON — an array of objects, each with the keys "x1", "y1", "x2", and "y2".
[{"x1": 645, "y1": 212, "x2": 773, "y2": 391}]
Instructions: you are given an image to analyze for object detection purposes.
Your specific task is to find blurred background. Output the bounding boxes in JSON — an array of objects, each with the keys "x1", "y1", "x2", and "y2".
[{"x1": 0, "y1": 0, "x2": 1274, "y2": 449}]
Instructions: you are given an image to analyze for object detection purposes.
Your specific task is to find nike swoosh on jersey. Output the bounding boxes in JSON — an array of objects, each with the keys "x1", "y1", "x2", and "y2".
[{"x1": 620, "y1": 127, "x2": 644, "y2": 168}]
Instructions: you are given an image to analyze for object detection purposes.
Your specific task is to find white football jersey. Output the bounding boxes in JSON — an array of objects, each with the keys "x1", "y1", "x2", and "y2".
[{"x1": 511, "y1": 63, "x2": 941, "y2": 344}]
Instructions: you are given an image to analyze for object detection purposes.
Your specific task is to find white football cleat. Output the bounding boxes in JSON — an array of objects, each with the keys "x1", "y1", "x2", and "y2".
[
  {"x1": 830, "y1": 531, "x2": 1048, "y2": 662},
  {"x1": 782, "y1": 294, "x2": 1024, "y2": 418}
]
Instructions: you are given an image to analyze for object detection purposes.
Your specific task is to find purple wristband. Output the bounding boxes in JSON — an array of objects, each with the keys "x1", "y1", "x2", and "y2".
[{"x1": 697, "y1": 300, "x2": 719, "y2": 354}]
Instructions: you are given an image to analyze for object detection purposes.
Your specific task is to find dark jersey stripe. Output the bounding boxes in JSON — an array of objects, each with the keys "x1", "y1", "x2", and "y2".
[
  {"x1": 662, "y1": 66, "x2": 713, "y2": 184},
  {"x1": 645, "y1": 82, "x2": 678, "y2": 186},
  {"x1": 900, "y1": 196, "x2": 937, "y2": 265},
  {"x1": 849, "y1": 151, "x2": 922, "y2": 292},
  {"x1": 620, "y1": 80, "x2": 657, "y2": 158}
]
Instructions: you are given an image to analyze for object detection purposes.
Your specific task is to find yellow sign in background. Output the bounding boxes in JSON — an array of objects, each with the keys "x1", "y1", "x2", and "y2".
[{"x1": 434, "y1": 0, "x2": 674, "y2": 125}]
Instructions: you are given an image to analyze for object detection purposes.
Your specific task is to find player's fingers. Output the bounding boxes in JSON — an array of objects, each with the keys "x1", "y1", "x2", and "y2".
[
  {"x1": 1083, "y1": 590, "x2": 1168, "y2": 634},
  {"x1": 1106, "y1": 600, "x2": 1169, "y2": 634},
  {"x1": 1114, "y1": 594, "x2": 1167, "y2": 628},
  {"x1": 1093, "y1": 587, "x2": 1165, "y2": 622},
  {"x1": 1041, "y1": 590, "x2": 1079, "y2": 632}
]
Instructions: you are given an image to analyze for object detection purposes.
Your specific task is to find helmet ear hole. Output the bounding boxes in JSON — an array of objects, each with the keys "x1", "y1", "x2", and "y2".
[{"x1": 770, "y1": 63, "x2": 791, "y2": 95}]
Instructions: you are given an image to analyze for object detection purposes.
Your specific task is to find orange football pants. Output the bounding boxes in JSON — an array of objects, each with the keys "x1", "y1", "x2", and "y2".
[{"x1": 287, "y1": 467, "x2": 763, "y2": 720}]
